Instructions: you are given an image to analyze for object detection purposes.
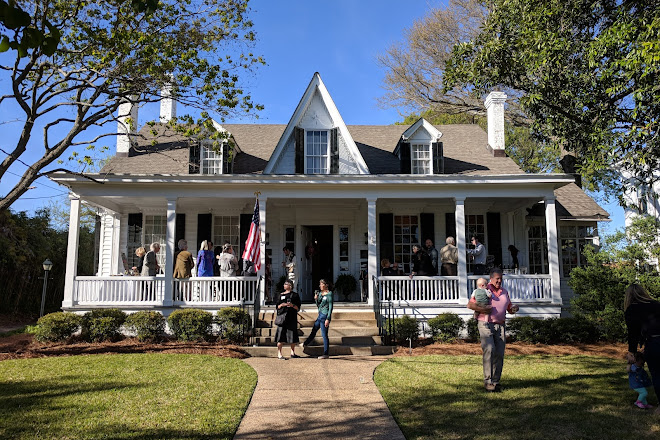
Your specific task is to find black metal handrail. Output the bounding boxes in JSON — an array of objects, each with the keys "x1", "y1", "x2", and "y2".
[{"x1": 373, "y1": 275, "x2": 395, "y2": 345}]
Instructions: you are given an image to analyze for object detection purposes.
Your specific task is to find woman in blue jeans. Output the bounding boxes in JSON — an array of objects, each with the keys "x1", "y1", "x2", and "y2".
[{"x1": 302, "y1": 279, "x2": 333, "y2": 359}]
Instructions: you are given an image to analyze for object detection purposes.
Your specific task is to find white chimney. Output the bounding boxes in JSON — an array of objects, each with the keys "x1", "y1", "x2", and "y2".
[
  {"x1": 484, "y1": 91, "x2": 507, "y2": 156},
  {"x1": 116, "y1": 98, "x2": 137, "y2": 157},
  {"x1": 159, "y1": 84, "x2": 177, "y2": 123}
]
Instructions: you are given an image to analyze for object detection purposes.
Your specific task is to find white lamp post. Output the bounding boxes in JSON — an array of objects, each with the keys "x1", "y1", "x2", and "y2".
[{"x1": 40, "y1": 258, "x2": 53, "y2": 318}]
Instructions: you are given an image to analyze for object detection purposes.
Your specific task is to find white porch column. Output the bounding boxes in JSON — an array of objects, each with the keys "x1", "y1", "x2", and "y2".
[
  {"x1": 63, "y1": 196, "x2": 81, "y2": 308},
  {"x1": 545, "y1": 197, "x2": 562, "y2": 304},
  {"x1": 163, "y1": 198, "x2": 177, "y2": 306},
  {"x1": 258, "y1": 196, "x2": 267, "y2": 306},
  {"x1": 367, "y1": 198, "x2": 377, "y2": 306},
  {"x1": 455, "y1": 198, "x2": 468, "y2": 305}
]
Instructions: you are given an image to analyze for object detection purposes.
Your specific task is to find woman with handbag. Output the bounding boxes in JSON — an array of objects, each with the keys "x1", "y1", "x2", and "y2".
[{"x1": 275, "y1": 280, "x2": 301, "y2": 360}]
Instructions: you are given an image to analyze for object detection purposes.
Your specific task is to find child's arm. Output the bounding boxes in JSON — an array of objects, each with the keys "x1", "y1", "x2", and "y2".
[{"x1": 626, "y1": 364, "x2": 633, "y2": 373}]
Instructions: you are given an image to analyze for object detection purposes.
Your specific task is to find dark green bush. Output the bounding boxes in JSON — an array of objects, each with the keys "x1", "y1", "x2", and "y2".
[
  {"x1": 81, "y1": 309, "x2": 126, "y2": 342},
  {"x1": 386, "y1": 315, "x2": 420, "y2": 344},
  {"x1": 550, "y1": 317, "x2": 600, "y2": 344},
  {"x1": 466, "y1": 318, "x2": 479, "y2": 342},
  {"x1": 125, "y1": 311, "x2": 165, "y2": 342},
  {"x1": 215, "y1": 307, "x2": 252, "y2": 343},
  {"x1": 508, "y1": 316, "x2": 553, "y2": 344},
  {"x1": 33, "y1": 312, "x2": 81, "y2": 342},
  {"x1": 168, "y1": 309, "x2": 213, "y2": 341},
  {"x1": 427, "y1": 313, "x2": 465, "y2": 342},
  {"x1": 594, "y1": 305, "x2": 627, "y2": 342}
]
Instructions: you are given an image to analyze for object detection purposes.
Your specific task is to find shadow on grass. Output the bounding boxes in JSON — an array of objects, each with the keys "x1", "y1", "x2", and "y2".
[{"x1": 377, "y1": 356, "x2": 659, "y2": 440}]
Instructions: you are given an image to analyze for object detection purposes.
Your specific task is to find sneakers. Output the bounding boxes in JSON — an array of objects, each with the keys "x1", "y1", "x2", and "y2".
[
  {"x1": 634, "y1": 400, "x2": 653, "y2": 409},
  {"x1": 277, "y1": 356, "x2": 287, "y2": 360},
  {"x1": 290, "y1": 354, "x2": 301, "y2": 359},
  {"x1": 318, "y1": 354, "x2": 329, "y2": 359},
  {"x1": 485, "y1": 383, "x2": 497, "y2": 392}
]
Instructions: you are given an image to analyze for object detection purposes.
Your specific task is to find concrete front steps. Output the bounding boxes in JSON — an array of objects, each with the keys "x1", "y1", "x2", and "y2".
[{"x1": 243, "y1": 307, "x2": 396, "y2": 357}]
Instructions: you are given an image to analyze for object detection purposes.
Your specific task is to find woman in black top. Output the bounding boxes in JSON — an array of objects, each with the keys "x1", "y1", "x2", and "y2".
[
  {"x1": 410, "y1": 245, "x2": 433, "y2": 277},
  {"x1": 275, "y1": 280, "x2": 302, "y2": 360},
  {"x1": 625, "y1": 283, "x2": 660, "y2": 413}
]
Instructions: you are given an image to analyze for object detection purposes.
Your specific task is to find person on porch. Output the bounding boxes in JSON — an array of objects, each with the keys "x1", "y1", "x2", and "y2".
[
  {"x1": 196, "y1": 240, "x2": 214, "y2": 277},
  {"x1": 218, "y1": 243, "x2": 238, "y2": 277},
  {"x1": 467, "y1": 268, "x2": 519, "y2": 392},
  {"x1": 282, "y1": 246, "x2": 296, "y2": 287},
  {"x1": 409, "y1": 244, "x2": 433, "y2": 278},
  {"x1": 440, "y1": 237, "x2": 458, "y2": 276},
  {"x1": 141, "y1": 243, "x2": 160, "y2": 276},
  {"x1": 425, "y1": 238, "x2": 439, "y2": 276},
  {"x1": 467, "y1": 235, "x2": 487, "y2": 275}
]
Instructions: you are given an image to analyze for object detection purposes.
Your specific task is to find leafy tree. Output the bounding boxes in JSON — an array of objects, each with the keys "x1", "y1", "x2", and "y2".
[
  {"x1": 0, "y1": 0, "x2": 264, "y2": 211},
  {"x1": 399, "y1": 109, "x2": 560, "y2": 173},
  {"x1": 445, "y1": 0, "x2": 660, "y2": 195}
]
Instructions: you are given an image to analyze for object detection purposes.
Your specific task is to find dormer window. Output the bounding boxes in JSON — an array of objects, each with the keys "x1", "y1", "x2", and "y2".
[
  {"x1": 189, "y1": 141, "x2": 230, "y2": 175},
  {"x1": 411, "y1": 144, "x2": 432, "y2": 175},
  {"x1": 305, "y1": 130, "x2": 330, "y2": 174},
  {"x1": 201, "y1": 143, "x2": 224, "y2": 174}
]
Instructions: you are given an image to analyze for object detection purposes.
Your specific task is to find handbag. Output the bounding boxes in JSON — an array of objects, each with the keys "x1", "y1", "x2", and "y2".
[{"x1": 274, "y1": 312, "x2": 286, "y2": 326}]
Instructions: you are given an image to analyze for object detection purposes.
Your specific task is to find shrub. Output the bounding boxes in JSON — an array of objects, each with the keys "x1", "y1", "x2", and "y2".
[
  {"x1": 427, "y1": 313, "x2": 465, "y2": 342},
  {"x1": 125, "y1": 311, "x2": 165, "y2": 342},
  {"x1": 81, "y1": 309, "x2": 126, "y2": 342},
  {"x1": 386, "y1": 315, "x2": 420, "y2": 344},
  {"x1": 594, "y1": 305, "x2": 627, "y2": 342},
  {"x1": 507, "y1": 316, "x2": 553, "y2": 344},
  {"x1": 215, "y1": 307, "x2": 252, "y2": 343},
  {"x1": 33, "y1": 312, "x2": 81, "y2": 342},
  {"x1": 466, "y1": 318, "x2": 480, "y2": 342},
  {"x1": 550, "y1": 317, "x2": 600, "y2": 344},
  {"x1": 168, "y1": 309, "x2": 213, "y2": 341}
]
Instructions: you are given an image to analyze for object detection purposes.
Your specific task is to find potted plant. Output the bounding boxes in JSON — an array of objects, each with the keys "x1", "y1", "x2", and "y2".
[{"x1": 334, "y1": 273, "x2": 358, "y2": 301}]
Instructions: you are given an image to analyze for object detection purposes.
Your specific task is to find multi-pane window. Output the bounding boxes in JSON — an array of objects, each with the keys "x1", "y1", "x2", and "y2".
[
  {"x1": 339, "y1": 227, "x2": 349, "y2": 272},
  {"x1": 528, "y1": 225, "x2": 549, "y2": 274},
  {"x1": 212, "y1": 216, "x2": 239, "y2": 250},
  {"x1": 560, "y1": 225, "x2": 597, "y2": 276},
  {"x1": 143, "y1": 215, "x2": 166, "y2": 274},
  {"x1": 201, "y1": 144, "x2": 223, "y2": 174},
  {"x1": 305, "y1": 130, "x2": 329, "y2": 174},
  {"x1": 411, "y1": 144, "x2": 431, "y2": 174},
  {"x1": 466, "y1": 214, "x2": 485, "y2": 273},
  {"x1": 394, "y1": 215, "x2": 419, "y2": 274},
  {"x1": 284, "y1": 226, "x2": 295, "y2": 278},
  {"x1": 127, "y1": 215, "x2": 142, "y2": 269}
]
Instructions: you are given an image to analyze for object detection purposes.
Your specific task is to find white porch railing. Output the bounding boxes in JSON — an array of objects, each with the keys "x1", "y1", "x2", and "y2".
[
  {"x1": 74, "y1": 276, "x2": 165, "y2": 304},
  {"x1": 173, "y1": 277, "x2": 257, "y2": 305},
  {"x1": 468, "y1": 275, "x2": 552, "y2": 302},
  {"x1": 378, "y1": 276, "x2": 460, "y2": 303}
]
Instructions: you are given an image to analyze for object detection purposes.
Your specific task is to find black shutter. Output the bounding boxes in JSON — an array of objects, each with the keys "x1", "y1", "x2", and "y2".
[
  {"x1": 189, "y1": 144, "x2": 201, "y2": 174},
  {"x1": 223, "y1": 143, "x2": 231, "y2": 174},
  {"x1": 330, "y1": 127, "x2": 339, "y2": 174},
  {"x1": 445, "y1": 213, "x2": 456, "y2": 241},
  {"x1": 239, "y1": 213, "x2": 253, "y2": 260},
  {"x1": 432, "y1": 142, "x2": 444, "y2": 174},
  {"x1": 486, "y1": 212, "x2": 503, "y2": 269},
  {"x1": 196, "y1": 214, "x2": 212, "y2": 250},
  {"x1": 420, "y1": 213, "x2": 435, "y2": 245},
  {"x1": 399, "y1": 141, "x2": 411, "y2": 174},
  {"x1": 175, "y1": 214, "x2": 185, "y2": 251},
  {"x1": 379, "y1": 213, "x2": 394, "y2": 265},
  {"x1": 294, "y1": 127, "x2": 304, "y2": 174}
]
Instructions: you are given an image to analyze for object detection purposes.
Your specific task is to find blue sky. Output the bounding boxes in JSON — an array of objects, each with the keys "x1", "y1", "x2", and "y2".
[{"x1": 0, "y1": 0, "x2": 624, "y2": 233}]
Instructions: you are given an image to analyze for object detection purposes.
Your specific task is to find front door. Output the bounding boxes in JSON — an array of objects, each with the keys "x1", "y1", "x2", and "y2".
[
  {"x1": 298, "y1": 226, "x2": 314, "y2": 302},
  {"x1": 298, "y1": 225, "x2": 334, "y2": 303}
]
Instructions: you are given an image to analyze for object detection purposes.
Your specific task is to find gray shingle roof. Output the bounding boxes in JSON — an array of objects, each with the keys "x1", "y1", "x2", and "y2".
[{"x1": 555, "y1": 183, "x2": 610, "y2": 220}]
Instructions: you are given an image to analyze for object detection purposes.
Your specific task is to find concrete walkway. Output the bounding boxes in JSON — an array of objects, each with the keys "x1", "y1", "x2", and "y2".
[{"x1": 233, "y1": 355, "x2": 406, "y2": 440}]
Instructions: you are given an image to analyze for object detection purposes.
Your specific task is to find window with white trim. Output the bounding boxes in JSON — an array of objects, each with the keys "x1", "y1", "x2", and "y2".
[
  {"x1": 528, "y1": 225, "x2": 548, "y2": 275},
  {"x1": 305, "y1": 130, "x2": 329, "y2": 174},
  {"x1": 560, "y1": 225, "x2": 597, "y2": 276},
  {"x1": 411, "y1": 144, "x2": 431, "y2": 175},
  {"x1": 143, "y1": 215, "x2": 166, "y2": 274},
  {"x1": 201, "y1": 143, "x2": 224, "y2": 175},
  {"x1": 339, "y1": 227, "x2": 350, "y2": 272},
  {"x1": 394, "y1": 215, "x2": 419, "y2": 274},
  {"x1": 466, "y1": 214, "x2": 485, "y2": 273},
  {"x1": 213, "y1": 216, "x2": 240, "y2": 249}
]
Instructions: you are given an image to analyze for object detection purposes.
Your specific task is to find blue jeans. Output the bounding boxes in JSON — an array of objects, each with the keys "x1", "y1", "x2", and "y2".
[{"x1": 305, "y1": 313, "x2": 329, "y2": 355}]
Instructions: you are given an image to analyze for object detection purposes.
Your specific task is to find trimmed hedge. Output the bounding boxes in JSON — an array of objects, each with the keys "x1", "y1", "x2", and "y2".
[
  {"x1": 466, "y1": 318, "x2": 479, "y2": 342},
  {"x1": 215, "y1": 307, "x2": 251, "y2": 343},
  {"x1": 507, "y1": 316, "x2": 600, "y2": 344},
  {"x1": 81, "y1": 309, "x2": 127, "y2": 342},
  {"x1": 168, "y1": 309, "x2": 213, "y2": 341},
  {"x1": 33, "y1": 312, "x2": 81, "y2": 342},
  {"x1": 427, "y1": 313, "x2": 465, "y2": 342},
  {"x1": 125, "y1": 311, "x2": 165, "y2": 342},
  {"x1": 386, "y1": 315, "x2": 420, "y2": 344}
]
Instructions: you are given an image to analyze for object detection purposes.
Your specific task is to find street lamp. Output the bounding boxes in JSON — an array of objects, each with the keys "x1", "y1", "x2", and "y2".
[{"x1": 40, "y1": 258, "x2": 53, "y2": 318}]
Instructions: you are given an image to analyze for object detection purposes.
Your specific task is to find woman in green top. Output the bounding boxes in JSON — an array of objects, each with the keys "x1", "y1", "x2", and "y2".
[{"x1": 302, "y1": 279, "x2": 333, "y2": 359}]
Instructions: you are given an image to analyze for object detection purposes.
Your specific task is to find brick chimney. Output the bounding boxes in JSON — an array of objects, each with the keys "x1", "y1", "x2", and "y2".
[
  {"x1": 484, "y1": 91, "x2": 507, "y2": 157},
  {"x1": 116, "y1": 98, "x2": 137, "y2": 157},
  {"x1": 159, "y1": 83, "x2": 177, "y2": 123}
]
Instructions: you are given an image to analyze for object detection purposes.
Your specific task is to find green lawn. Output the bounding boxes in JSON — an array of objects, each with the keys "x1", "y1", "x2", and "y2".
[
  {"x1": 375, "y1": 355, "x2": 660, "y2": 440},
  {"x1": 0, "y1": 354, "x2": 257, "y2": 440}
]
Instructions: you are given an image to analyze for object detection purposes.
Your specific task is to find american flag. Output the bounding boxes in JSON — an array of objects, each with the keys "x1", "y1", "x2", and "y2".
[{"x1": 242, "y1": 198, "x2": 261, "y2": 270}]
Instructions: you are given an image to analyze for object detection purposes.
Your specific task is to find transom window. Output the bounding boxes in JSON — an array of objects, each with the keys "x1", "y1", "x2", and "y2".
[
  {"x1": 305, "y1": 130, "x2": 329, "y2": 174},
  {"x1": 201, "y1": 143, "x2": 223, "y2": 175},
  {"x1": 411, "y1": 144, "x2": 431, "y2": 174}
]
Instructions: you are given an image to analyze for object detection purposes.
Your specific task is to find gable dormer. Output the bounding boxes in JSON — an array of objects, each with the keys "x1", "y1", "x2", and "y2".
[
  {"x1": 188, "y1": 121, "x2": 238, "y2": 175},
  {"x1": 264, "y1": 73, "x2": 369, "y2": 175},
  {"x1": 394, "y1": 118, "x2": 444, "y2": 175}
]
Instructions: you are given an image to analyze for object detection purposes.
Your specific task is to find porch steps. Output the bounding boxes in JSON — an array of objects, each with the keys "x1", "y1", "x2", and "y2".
[{"x1": 246, "y1": 307, "x2": 394, "y2": 357}]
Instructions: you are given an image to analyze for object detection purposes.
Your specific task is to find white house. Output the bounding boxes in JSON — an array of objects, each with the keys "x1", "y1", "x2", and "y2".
[{"x1": 51, "y1": 73, "x2": 609, "y2": 323}]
